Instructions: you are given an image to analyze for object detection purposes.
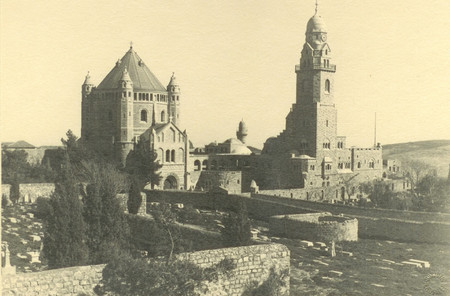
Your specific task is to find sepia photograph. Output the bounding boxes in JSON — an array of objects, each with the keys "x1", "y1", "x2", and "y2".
[{"x1": 1, "y1": 0, "x2": 449, "y2": 295}]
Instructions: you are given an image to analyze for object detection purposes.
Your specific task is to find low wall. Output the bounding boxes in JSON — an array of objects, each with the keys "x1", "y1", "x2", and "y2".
[
  {"x1": 254, "y1": 193, "x2": 450, "y2": 243},
  {"x1": 2, "y1": 244, "x2": 290, "y2": 296},
  {"x1": 269, "y1": 212, "x2": 358, "y2": 242},
  {"x1": 2, "y1": 264, "x2": 104, "y2": 296},
  {"x1": 19, "y1": 183, "x2": 55, "y2": 203},
  {"x1": 145, "y1": 189, "x2": 315, "y2": 221},
  {"x1": 356, "y1": 215, "x2": 450, "y2": 244},
  {"x1": 253, "y1": 193, "x2": 450, "y2": 223},
  {"x1": 1, "y1": 184, "x2": 11, "y2": 199}
]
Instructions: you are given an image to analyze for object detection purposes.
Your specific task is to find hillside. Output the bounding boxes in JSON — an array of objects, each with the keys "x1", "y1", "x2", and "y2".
[{"x1": 383, "y1": 140, "x2": 450, "y2": 178}]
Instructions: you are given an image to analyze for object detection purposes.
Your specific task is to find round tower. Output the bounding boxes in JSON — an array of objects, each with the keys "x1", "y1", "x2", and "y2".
[
  {"x1": 236, "y1": 120, "x2": 248, "y2": 144},
  {"x1": 167, "y1": 73, "x2": 181, "y2": 126},
  {"x1": 117, "y1": 67, "x2": 134, "y2": 165}
]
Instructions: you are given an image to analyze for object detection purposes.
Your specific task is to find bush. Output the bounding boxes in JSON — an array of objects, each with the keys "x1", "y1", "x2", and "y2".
[
  {"x1": 2, "y1": 194, "x2": 10, "y2": 208},
  {"x1": 95, "y1": 255, "x2": 235, "y2": 296},
  {"x1": 242, "y1": 267, "x2": 289, "y2": 296},
  {"x1": 9, "y1": 180, "x2": 20, "y2": 204},
  {"x1": 35, "y1": 197, "x2": 52, "y2": 218},
  {"x1": 221, "y1": 199, "x2": 251, "y2": 247}
]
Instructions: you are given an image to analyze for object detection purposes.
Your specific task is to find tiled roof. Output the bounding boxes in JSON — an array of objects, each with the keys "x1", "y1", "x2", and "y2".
[{"x1": 97, "y1": 47, "x2": 166, "y2": 91}]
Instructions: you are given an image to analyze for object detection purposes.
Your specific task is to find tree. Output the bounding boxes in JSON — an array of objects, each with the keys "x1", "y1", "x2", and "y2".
[
  {"x1": 221, "y1": 198, "x2": 251, "y2": 247},
  {"x1": 81, "y1": 161, "x2": 132, "y2": 264},
  {"x1": 125, "y1": 140, "x2": 162, "y2": 190},
  {"x1": 416, "y1": 175, "x2": 450, "y2": 212},
  {"x1": 402, "y1": 160, "x2": 435, "y2": 196},
  {"x1": 127, "y1": 177, "x2": 142, "y2": 214},
  {"x1": 42, "y1": 161, "x2": 89, "y2": 268},
  {"x1": 1, "y1": 149, "x2": 30, "y2": 184},
  {"x1": 361, "y1": 180, "x2": 396, "y2": 209},
  {"x1": 152, "y1": 203, "x2": 178, "y2": 264}
]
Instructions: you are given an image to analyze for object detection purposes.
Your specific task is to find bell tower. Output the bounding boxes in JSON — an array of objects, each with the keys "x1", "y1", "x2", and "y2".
[
  {"x1": 167, "y1": 73, "x2": 181, "y2": 126},
  {"x1": 286, "y1": 5, "x2": 337, "y2": 157}
]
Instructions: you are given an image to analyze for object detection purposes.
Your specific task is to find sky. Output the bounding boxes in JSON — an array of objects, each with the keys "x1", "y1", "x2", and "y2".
[{"x1": 1, "y1": 0, "x2": 449, "y2": 149}]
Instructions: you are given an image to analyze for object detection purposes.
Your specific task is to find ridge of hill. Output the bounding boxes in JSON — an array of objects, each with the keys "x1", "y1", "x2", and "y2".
[{"x1": 383, "y1": 140, "x2": 450, "y2": 178}]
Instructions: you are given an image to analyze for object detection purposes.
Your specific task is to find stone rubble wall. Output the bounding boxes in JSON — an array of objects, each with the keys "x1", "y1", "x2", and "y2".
[
  {"x1": 1, "y1": 183, "x2": 55, "y2": 203},
  {"x1": 269, "y1": 213, "x2": 358, "y2": 242},
  {"x1": 2, "y1": 244, "x2": 290, "y2": 296}
]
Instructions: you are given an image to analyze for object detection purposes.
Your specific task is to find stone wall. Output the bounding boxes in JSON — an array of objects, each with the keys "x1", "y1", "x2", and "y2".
[
  {"x1": 145, "y1": 189, "x2": 314, "y2": 221},
  {"x1": 269, "y1": 212, "x2": 358, "y2": 242},
  {"x1": 356, "y1": 215, "x2": 450, "y2": 244},
  {"x1": 2, "y1": 244, "x2": 290, "y2": 296},
  {"x1": 2, "y1": 264, "x2": 104, "y2": 296},
  {"x1": 1, "y1": 184, "x2": 11, "y2": 199},
  {"x1": 254, "y1": 193, "x2": 450, "y2": 243},
  {"x1": 253, "y1": 193, "x2": 450, "y2": 223}
]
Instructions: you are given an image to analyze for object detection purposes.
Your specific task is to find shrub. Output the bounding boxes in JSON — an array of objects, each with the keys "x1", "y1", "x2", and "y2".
[
  {"x1": 35, "y1": 197, "x2": 52, "y2": 219},
  {"x1": 95, "y1": 255, "x2": 235, "y2": 296},
  {"x1": 221, "y1": 199, "x2": 251, "y2": 247},
  {"x1": 242, "y1": 267, "x2": 289, "y2": 296}
]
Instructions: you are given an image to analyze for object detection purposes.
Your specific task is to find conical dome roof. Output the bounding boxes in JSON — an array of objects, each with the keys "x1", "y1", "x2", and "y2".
[
  {"x1": 306, "y1": 14, "x2": 327, "y2": 33},
  {"x1": 97, "y1": 47, "x2": 166, "y2": 91}
]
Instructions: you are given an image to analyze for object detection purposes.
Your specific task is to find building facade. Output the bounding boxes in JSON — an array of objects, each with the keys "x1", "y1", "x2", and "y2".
[{"x1": 81, "y1": 46, "x2": 187, "y2": 189}]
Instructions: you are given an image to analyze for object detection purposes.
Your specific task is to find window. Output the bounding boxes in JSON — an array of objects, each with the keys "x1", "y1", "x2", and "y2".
[
  {"x1": 171, "y1": 150, "x2": 175, "y2": 162},
  {"x1": 202, "y1": 159, "x2": 208, "y2": 170},
  {"x1": 369, "y1": 159, "x2": 375, "y2": 168},
  {"x1": 194, "y1": 160, "x2": 201, "y2": 171},
  {"x1": 178, "y1": 148, "x2": 184, "y2": 163},
  {"x1": 140, "y1": 110, "x2": 147, "y2": 122},
  {"x1": 325, "y1": 79, "x2": 330, "y2": 93},
  {"x1": 161, "y1": 132, "x2": 165, "y2": 142},
  {"x1": 357, "y1": 162, "x2": 361, "y2": 169},
  {"x1": 326, "y1": 120, "x2": 329, "y2": 127},
  {"x1": 165, "y1": 150, "x2": 170, "y2": 162},
  {"x1": 325, "y1": 164, "x2": 332, "y2": 170},
  {"x1": 161, "y1": 110, "x2": 165, "y2": 122}
]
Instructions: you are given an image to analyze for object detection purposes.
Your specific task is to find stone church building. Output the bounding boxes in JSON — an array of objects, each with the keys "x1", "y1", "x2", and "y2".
[
  {"x1": 81, "y1": 46, "x2": 188, "y2": 189},
  {"x1": 81, "y1": 6, "x2": 382, "y2": 194}
]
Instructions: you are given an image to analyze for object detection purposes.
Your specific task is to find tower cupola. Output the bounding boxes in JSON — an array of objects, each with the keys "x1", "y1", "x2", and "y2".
[
  {"x1": 118, "y1": 67, "x2": 133, "y2": 89},
  {"x1": 82, "y1": 71, "x2": 94, "y2": 95},
  {"x1": 236, "y1": 120, "x2": 248, "y2": 144}
]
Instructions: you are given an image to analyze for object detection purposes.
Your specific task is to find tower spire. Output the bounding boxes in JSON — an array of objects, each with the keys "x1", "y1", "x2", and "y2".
[{"x1": 315, "y1": 0, "x2": 318, "y2": 15}]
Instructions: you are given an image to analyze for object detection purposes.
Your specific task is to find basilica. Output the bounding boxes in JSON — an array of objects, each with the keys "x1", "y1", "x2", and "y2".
[{"x1": 81, "y1": 7, "x2": 382, "y2": 195}]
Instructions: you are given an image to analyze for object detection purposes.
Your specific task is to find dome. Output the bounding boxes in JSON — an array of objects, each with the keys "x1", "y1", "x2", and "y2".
[
  {"x1": 306, "y1": 15, "x2": 327, "y2": 33},
  {"x1": 231, "y1": 145, "x2": 252, "y2": 155}
]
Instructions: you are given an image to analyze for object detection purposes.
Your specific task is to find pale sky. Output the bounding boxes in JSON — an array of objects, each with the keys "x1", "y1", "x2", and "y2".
[{"x1": 1, "y1": 0, "x2": 449, "y2": 149}]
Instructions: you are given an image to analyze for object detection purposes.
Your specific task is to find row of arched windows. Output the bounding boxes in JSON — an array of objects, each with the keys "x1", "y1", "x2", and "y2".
[
  {"x1": 159, "y1": 148, "x2": 184, "y2": 163},
  {"x1": 133, "y1": 93, "x2": 168, "y2": 102},
  {"x1": 139, "y1": 110, "x2": 167, "y2": 123},
  {"x1": 300, "y1": 79, "x2": 331, "y2": 93}
]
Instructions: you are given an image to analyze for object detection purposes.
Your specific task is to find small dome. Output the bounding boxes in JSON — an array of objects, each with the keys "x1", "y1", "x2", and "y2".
[
  {"x1": 306, "y1": 15, "x2": 327, "y2": 33},
  {"x1": 231, "y1": 145, "x2": 252, "y2": 155},
  {"x1": 120, "y1": 68, "x2": 132, "y2": 82},
  {"x1": 250, "y1": 180, "x2": 258, "y2": 188}
]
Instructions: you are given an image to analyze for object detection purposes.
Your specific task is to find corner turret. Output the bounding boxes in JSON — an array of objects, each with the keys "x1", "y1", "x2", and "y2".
[{"x1": 167, "y1": 72, "x2": 181, "y2": 126}]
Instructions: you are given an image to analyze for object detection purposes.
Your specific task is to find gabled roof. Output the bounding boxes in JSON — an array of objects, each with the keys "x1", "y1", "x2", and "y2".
[{"x1": 97, "y1": 47, "x2": 166, "y2": 91}]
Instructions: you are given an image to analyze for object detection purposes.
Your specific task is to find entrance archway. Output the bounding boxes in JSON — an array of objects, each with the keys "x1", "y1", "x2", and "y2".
[{"x1": 164, "y1": 175, "x2": 178, "y2": 190}]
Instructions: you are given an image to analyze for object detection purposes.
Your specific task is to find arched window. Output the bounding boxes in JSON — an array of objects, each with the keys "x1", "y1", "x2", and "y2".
[
  {"x1": 140, "y1": 110, "x2": 147, "y2": 122},
  {"x1": 357, "y1": 162, "x2": 361, "y2": 169},
  {"x1": 194, "y1": 160, "x2": 201, "y2": 171},
  {"x1": 161, "y1": 110, "x2": 166, "y2": 122},
  {"x1": 202, "y1": 160, "x2": 208, "y2": 170},
  {"x1": 161, "y1": 132, "x2": 165, "y2": 142},
  {"x1": 171, "y1": 150, "x2": 175, "y2": 162},
  {"x1": 369, "y1": 159, "x2": 375, "y2": 169},
  {"x1": 159, "y1": 148, "x2": 164, "y2": 163},
  {"x1": 166, "y1": 150, "x2": 170, "y2": 162},
  {"x1": 325, "y1": 79, "x2": 330, "y2": 93},
  {"x1": 178, "y1": 148, "x2": 184, "y2": 163}
]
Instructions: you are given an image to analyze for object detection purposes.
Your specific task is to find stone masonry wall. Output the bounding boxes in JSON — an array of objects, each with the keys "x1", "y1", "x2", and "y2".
[
  {"x1": 2, "y1": 264, "x2": 104, "y2": 296},
  {"x1": 2, "y1": 244, "x2": 290, "y2": 296},
  {"x1": 269, "y1": 213, "x2": 358, "y2": 242}
]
